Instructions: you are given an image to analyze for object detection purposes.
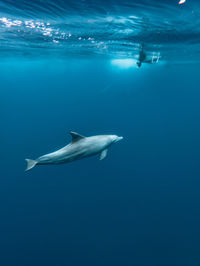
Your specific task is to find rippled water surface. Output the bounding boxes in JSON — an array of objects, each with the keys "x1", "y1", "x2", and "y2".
[{"x1": 0, "y1": 0, "x2": 199, "y2": 62}]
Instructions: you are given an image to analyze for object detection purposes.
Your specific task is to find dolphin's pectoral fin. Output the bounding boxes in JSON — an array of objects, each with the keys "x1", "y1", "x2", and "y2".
[
  {"x1": 100, "y1": 149, "x2": 108, "y2": 160},
  {"x1": 70, "y1": 131, "x2": 85, "y2": 142}
]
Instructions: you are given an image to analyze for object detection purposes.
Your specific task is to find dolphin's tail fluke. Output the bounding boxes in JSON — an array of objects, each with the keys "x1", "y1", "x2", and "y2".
[{"x1": 25, "y1": 159, "x2": 37, "y2": 171}]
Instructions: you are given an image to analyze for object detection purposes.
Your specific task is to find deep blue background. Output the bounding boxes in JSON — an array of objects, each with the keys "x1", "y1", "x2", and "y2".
[{"x1": 1, "y1": 60, "x2": 200, "y2": 265}]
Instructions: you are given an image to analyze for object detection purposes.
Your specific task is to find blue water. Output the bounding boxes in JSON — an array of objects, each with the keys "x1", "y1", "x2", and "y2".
[{"x1": 1, "y1": 1, "x2": 200, "y2": 265}]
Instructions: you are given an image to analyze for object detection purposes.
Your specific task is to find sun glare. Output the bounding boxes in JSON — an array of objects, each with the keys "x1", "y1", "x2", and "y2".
[{"x1": 111, "y1": 59, "x2": 137, "y2": 68}]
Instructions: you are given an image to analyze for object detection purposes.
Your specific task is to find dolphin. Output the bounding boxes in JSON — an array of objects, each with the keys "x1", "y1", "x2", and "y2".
[{"x1": 25, "y1": 131, "x2": 123, "y2": 171}]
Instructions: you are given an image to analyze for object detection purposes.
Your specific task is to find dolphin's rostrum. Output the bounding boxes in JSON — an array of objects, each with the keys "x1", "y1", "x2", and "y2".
[{"x1": 25, "y1": 131, "x2": 123, "y2": 171}]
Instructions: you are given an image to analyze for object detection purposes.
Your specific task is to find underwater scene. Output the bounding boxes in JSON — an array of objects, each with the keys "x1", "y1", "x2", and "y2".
[{"x1": 1, "y1": 0, "x2": 200, "y2": 265}]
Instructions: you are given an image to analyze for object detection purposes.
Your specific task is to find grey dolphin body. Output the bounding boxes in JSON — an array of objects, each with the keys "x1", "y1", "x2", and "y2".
[{"x1": 25, "y1": 132, "x2": 123, "y2": 171}]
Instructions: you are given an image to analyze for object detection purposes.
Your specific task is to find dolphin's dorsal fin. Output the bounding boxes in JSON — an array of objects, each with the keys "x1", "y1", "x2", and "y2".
[{"x1": 70, "y1": 131, "x2": 85, "y2": 142}]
